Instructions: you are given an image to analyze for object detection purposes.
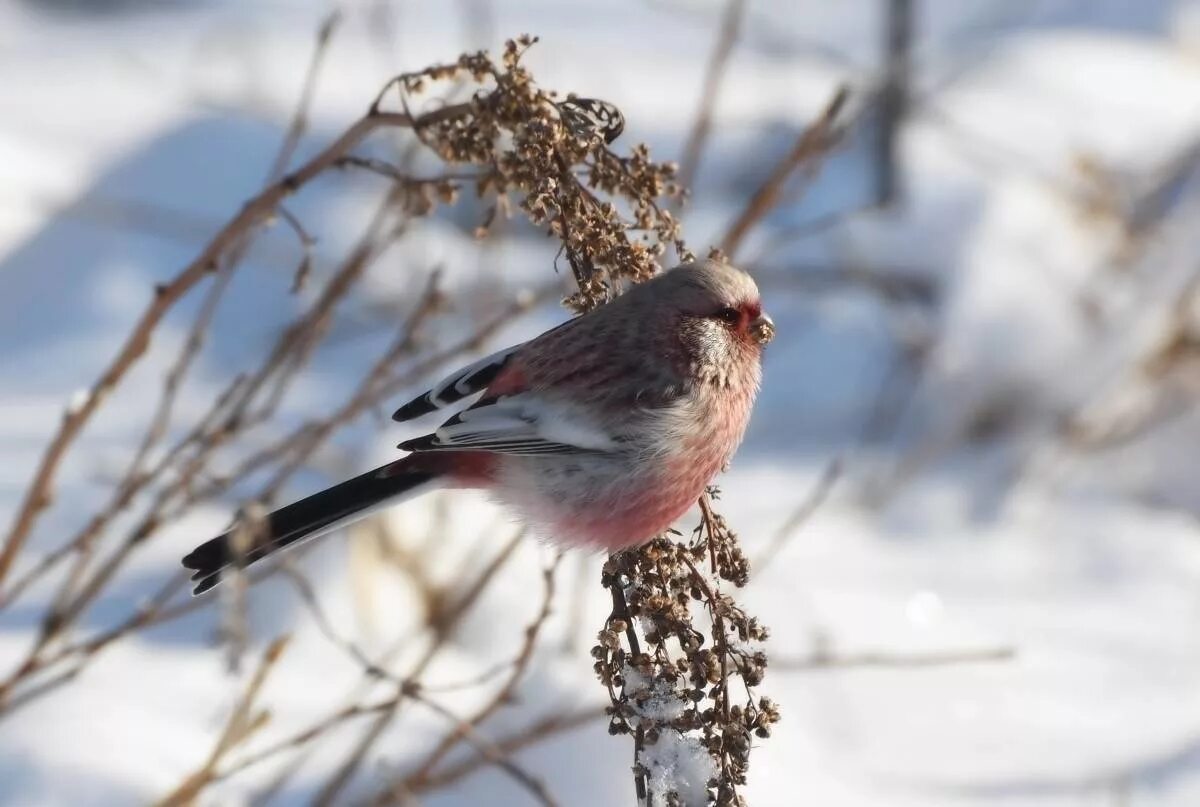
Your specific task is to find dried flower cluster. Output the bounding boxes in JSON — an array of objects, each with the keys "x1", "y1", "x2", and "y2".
[
  {"x1": 378, "y1": 35, "x2": 690, "y2": 310},
  {"x1": 595, "y1": 491, "x2": 779, "y2": 806}
]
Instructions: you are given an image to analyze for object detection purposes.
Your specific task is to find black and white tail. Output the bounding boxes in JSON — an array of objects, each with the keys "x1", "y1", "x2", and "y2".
[{"x1": 182, "y1": 460, "x2": 440, "y2": 595}]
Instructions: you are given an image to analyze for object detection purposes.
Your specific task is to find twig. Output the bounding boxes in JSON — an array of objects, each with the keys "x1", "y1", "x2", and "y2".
[
  {"x1": 266, "y1": 10, "x2": 343, "y2": 182},
  {"x1": 336, "y1": 156, "x2": 481, "y2": 187},
  {"x1": 277, "y1": 203, "x2": 317, "y2": 250},
  {"x1": 0, "y1": 100, "x2": 471, "y2": 592},
  {"x1": 0, "y1": 284, "x2": 543, "y2": 715},
  {"x1": 605, "y1": 559, "x2": 647, "y2": 804},
  {"x1": 721, "y1": 86, "x2": 850, "y2": 259},
  {"x1": 680, "y1": 547, "x2": 733, "y2": 780},
  {"x1": 215, "y1": 531, "x2": 529, "y2": 786},
  {"x1": 274, "y1": 550, "x2": 558, "y2": 806},
  {"x1": 308, "y1": 535, "x2": 536, "y2": 804},
  {"x1": 4, "y1": 204, "x2": 407, "y2": 683},
  {"x1": 754, "y1": 458, "x2": 841, "y2": 573},
  {"x1": 676, "y1": 0, "x2": 746, "y2": 190},
  {"x1": 156, "y1": 637, "x2": 290, "y2": 806},
  {"x1": 281, "y1": 564, "x2": 388, "y2": 677},
  {"x1": 776, "y1": 646, "x2": 1016, "y2": 670},
  {"x1": 410, "y1": 705, "x2": 605, "y2": 792},
  {"x1": 407, "y1": 691, "x2": 559, "y2": 806},
  {"x1": 379, "y1": 552, "x2": 563, "y2": 801},
  {"x1": 875, "y1": 0, "x2": 913, "y2": 205}
]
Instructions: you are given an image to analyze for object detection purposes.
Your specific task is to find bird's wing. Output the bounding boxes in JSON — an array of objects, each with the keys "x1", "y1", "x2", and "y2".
[
  {"x1": 392, "y1": 343, "x2": 522, "y2": 422},
  {"x1": 398, "y1": 393, "x2": 621, "y2": 457}
]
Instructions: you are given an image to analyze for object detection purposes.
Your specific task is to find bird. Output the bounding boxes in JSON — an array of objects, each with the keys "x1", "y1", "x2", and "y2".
[{"x1": 181, "y1": 258, "x2": 774, "y2": 595}]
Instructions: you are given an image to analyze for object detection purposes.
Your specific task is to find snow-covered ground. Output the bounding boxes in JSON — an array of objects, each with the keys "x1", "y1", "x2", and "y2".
[{"x1": 4, "y1": 1, "x2": 1200, "y2": 805}]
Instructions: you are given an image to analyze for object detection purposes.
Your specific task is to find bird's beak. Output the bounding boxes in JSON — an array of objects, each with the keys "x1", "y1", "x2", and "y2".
[{"x1": 750, "y1": 312, "x2": 775, "y2": 345}]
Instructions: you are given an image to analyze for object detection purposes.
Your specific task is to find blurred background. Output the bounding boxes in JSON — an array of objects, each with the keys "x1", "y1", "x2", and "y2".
[{"x1": 3, "y1": 1, "x2": 1200, "y2": 805}]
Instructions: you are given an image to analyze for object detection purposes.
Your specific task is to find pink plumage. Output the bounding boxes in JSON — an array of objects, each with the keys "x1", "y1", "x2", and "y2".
[{"x1": 182, "y1": 258, "x2": 774, "y2": 594}]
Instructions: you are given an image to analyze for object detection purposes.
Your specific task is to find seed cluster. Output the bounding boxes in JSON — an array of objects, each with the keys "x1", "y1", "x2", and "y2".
[
  {"x1": 383, "y1": 35, "x2": 689, "y2": 312},
  {"x1": 595, "y1": 490, "x2": 779, "y2": 806}
]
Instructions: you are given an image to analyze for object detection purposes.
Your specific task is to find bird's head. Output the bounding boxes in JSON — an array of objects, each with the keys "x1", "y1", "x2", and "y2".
[{"x1": 658, "y1": 257, "x2": 775, "y2": 352}]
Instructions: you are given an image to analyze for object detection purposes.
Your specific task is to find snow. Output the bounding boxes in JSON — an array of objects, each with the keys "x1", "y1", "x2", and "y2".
[
  {"x1": 642, "y1": 731, "x2": 718, "y2": 807},
  {"x1": 3, "y1": 1, "x2": 1200, "y2": 806},
  {"x1": 621, "y1": 663, "x2": 719, "y2": 805},
  {"x1": 623, "y1": 664, "x2": 689, "y2": 726}
]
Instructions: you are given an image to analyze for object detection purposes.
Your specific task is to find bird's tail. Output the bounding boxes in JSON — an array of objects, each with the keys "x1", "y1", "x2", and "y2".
[{"x1": 182, "y1": 458, "x2": 441, "y2": 595}]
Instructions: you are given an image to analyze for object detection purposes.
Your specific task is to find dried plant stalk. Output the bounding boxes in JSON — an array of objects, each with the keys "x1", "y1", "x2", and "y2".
[{"x1": 595, "y1": 491, "x2": 778, "y2": 806}]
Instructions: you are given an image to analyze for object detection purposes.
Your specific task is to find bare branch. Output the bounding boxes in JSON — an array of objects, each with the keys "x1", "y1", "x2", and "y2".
[
  {"x1": 721, "y1": 86, "x2": 850, "y2": 260},
  {"x1": 0, "y1": 101, "x2": 471, "y2": 592},
  {"x1": 754, "y1": 458, "x2": 841, "y2": 573},
  {"x1": 777, "y1": 646, "x2": 1017, "y2": 671},
  {"x1": 156, "y1": 637, "x2": 291, "y2": 806},
  {"x1": 677, "y1": 0, "x2": 746, "y2": 190}
]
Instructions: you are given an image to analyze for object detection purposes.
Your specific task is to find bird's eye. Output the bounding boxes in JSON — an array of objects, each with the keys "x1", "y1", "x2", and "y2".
[{"x1": 713, "y1": 307, "x2": 741, "y2": 325}]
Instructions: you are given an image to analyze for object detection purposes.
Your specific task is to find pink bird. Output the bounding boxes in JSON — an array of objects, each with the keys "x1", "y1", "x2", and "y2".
[{"x1": 182, "y1": 259, "x2": 774, "y2": 594}]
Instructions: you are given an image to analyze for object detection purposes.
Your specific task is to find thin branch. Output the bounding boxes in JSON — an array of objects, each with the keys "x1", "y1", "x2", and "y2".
[
  {"x1": 776, "y1": 646, "x2": 1017, "y2": 671},
  {"x1": 754, "y1": 458, "x2": 841, "y2": 573},
  {"x1": 605, "y1": 561, "x2": 647, "y2": 804},
  {"x1": 0, "y1": 283, "x2": 545, "y2": 715},
  {"x1": 875, "y1": 0, "x2": 913, "y2": 205},
  {"x1": 374, "y1": 552, "x2": 563, "y2": 803},
  {"x1": 410, "y1": 705, "x2": 605, "y2": 792},
  {"x1": 721, "y1": 86, "x2": 850, "y2": 259},
  {"x1": 156, "y1": 637, "x2": 290, "y2": 806},
  {"x1": 676, "y1": 0, "x2": 746, "y2": 190},
  {"x1": 407, "y1": 692, "x2": 559, "y2": 806},
  {"x1": 3, "y1": 202, "x2": 409, "y2": 683},
  {"x1": 271, "y1": 555, "x2": 559, "y2": 806},
  {"x1": 266, "y1": 9, "x2": 343, "y2": 182},
  {"x1": 280, "y1": 564, "x2": 388, "y2": 677},
  {"x1": 215, "y1": 531, "x2": 529, "y2": 785},
  {"x1": 0, "y1": 101, "x2": 471, "y2": 592},
  {"x1": 336, "y1": 155, "x2": 482, "y2": 187}
]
